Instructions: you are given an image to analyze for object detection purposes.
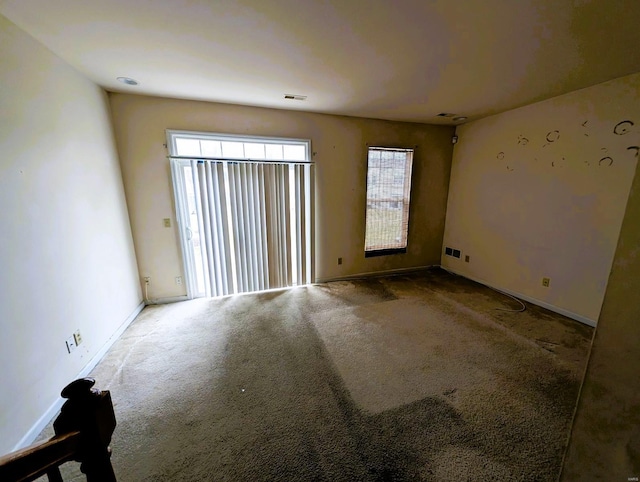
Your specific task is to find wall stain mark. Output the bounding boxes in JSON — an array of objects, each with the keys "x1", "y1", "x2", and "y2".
[
  {"x1": 517, "y1": 135, "x2": 529, "y2": 146},
  {"x1": 546, "y1": 130, "x2": 560, "y2": 143},
  {"x1": 599, "y1": 157, "x2": 614, "y2": 166},
  {"x1": 550, "y1": 157, "x2": 566, "y2": 167},
  {"x1": 627, "y1": 146, "x2": 639, "y2": 158},
  {"x1": 497, "y1": 152, "x2": 505, "y2": 160},
  {"x1": 614, "y1": 120, "x2": 634, "y2": 135}
]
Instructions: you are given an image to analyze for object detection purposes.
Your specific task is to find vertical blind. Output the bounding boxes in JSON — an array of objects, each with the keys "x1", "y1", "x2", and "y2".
[{"x1": 173, "y1": 158, "x2": 313, "y2": 297}]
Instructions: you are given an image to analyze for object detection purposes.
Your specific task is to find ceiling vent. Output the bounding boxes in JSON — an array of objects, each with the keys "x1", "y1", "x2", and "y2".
[{"x1": 284, "y1": 94, "x2": 307, "y2": 101}]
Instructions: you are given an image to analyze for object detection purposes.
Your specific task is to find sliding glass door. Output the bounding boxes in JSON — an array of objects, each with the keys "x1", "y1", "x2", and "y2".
[{"x1": 169, "y1": 131, "x2": 314, "y2": 299}]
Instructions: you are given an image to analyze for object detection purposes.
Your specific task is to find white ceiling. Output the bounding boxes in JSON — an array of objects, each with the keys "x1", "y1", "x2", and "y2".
[{"x1": 2, "y1": 0, "x2": 640, "y2": 124}]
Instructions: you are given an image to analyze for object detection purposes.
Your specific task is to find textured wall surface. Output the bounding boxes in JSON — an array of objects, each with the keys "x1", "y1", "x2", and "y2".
[{"x1": 443, "y1": 73, "x2": 640, "y2": 324}]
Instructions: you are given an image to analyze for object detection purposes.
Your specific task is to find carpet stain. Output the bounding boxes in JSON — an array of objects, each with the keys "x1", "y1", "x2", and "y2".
[{"x1": 35, "y1": 269, "x2": 593, "y2": 481}]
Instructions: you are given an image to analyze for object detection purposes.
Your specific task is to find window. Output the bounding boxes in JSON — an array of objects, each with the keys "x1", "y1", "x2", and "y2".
[
  {"x1": 168, "y1": 130, "x2": 313, "y2": 298},
  {"x1": 364, "y1": 147, "x2": 414, "y2": 257}
]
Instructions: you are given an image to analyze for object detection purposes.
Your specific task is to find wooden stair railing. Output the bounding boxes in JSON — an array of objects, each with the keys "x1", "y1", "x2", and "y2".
[{"x1": 0, "y1": 378, "x2": 117, "y2": 482}]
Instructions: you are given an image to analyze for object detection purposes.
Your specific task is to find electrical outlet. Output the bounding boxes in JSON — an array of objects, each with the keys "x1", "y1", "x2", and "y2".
[
  {"x1": 66, "y1": 336, "x2": 76, "y2": 354},
  {"x1": 338, "y1": 257, "x2": 343, "y2": 265},
  {"x1": 542, "y1": 277, "x2": 550, "y2": 287},
  {"x1": 163, "y1": 218, "x2": 171, "y2": 228},
  {"x1": 144, "y1": 277, "x2": 150, "y2": 285},
  {"x1": 176, "y1": 276, "x2": 183, "y2": 286},
  {"x1": 74, "y1": 330, "x2": 82, "y2": 346}
]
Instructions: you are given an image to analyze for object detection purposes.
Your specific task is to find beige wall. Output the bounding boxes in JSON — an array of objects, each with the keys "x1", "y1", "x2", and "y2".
[
  {"x1": 0, "y1": 15, "x2": 141, "y2": 454},
  {"x1": 109, "y1": 94, "x2": 454, "y2": 300},
  {"x1": 561, "y1": 142, "x2": 640, "y2": 479},
  {"x1": 442, "y1": 73, "x2": 640, "y2": 324}
]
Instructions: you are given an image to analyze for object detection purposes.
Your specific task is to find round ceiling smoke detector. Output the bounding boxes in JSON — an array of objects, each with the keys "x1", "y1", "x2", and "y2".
[
  {"x1": 116, "y1": 77, "x2": 139, "y2": 86},
  {"x1": 453, "y1": 116, "x2": 467, "y2": 122}
]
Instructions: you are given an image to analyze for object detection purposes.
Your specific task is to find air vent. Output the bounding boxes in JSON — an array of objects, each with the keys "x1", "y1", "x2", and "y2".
[
  {"x1": 284, "y1": 94, "x2": 307, "y2": 101},
  {"x1": 445, "y1": 247, "x2": 461, "y2": 258}
]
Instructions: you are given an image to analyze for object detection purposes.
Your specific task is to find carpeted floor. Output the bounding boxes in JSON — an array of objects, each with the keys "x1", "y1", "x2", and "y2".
[{"x1": 38, "y1": 268, "x2": 593, "y2": 481}]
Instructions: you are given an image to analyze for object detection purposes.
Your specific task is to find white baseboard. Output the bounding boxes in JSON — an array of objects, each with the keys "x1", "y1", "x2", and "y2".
[
  {"x1": 146, "y1": 295, "x2": 189, "y2": 305},
  {"x1": 77, "y1": 301, "x2": 146, "y2": 378},
  {"x1": 443, "y1": 267, "x2": 597, "y2": 327},
  {"x1": 13, "y1": 300, "x2": 145, "y2": 451},
  {"x1": 315, "y1": 265, "x2": 437, "y2": 284}
]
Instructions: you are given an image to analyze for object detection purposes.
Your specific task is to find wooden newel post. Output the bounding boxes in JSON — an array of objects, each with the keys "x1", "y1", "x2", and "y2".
[{"x1": 53, "y1": 378, "x2": 117, "y2": 482}]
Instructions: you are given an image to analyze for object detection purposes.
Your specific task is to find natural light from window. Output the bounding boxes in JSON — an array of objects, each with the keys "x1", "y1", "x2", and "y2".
[
  {"x1": 169, "y1": 131, "x2": 313, "y2": 298},
  {"x1": 364, "y1": 147, "x2": 414, "y2": 256}
]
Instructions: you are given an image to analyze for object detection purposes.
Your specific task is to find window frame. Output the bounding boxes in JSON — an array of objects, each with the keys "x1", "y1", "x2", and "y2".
[
  {"x1": 166, "y1": 129, "x2": 315, "y2": 297},
  {"x1": 363, "y1": 146, "x2": 415, "y2": 258},
  {"x1": 166, "y1": 130, "x2": 312, "y2": 163}
]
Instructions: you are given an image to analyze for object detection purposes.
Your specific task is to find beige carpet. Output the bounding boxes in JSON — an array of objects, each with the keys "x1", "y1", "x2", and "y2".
[{"x1": 38, "y1": 269, "x2": 593, "y2": 481}]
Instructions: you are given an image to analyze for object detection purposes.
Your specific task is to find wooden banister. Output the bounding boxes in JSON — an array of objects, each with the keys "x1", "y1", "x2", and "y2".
[
  {"x1": 0, "y1": 378, "x2": 117, "y2": 482},
  {"x1": 0, "y1": 431, "x2": 81, "y2": 482}
]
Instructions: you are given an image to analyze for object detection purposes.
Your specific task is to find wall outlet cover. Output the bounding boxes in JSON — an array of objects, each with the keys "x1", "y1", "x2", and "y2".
[{"x1": 66, "y1": 336, "x2": 76, "y2": 353}]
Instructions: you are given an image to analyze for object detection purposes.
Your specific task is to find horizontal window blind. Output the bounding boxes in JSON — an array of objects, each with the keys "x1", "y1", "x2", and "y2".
[{"x1": 364, "y1": 147, "x2": 414, "y2": 255}]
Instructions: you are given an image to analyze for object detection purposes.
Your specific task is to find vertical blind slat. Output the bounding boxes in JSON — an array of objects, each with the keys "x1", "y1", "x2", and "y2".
[
  {"x1": 199, "y1": 162, "x2": 215, "y2": 297},
  {"x1": 227, "y1": 164, "x2": 241, "y2": 292},
  {"x1": 238, "y1": 164, "x2": 250, "y2": 292},
  {"x1": 271, "y1": 164, "x2": 282, "y2": 287},
  {"x1": 234, "y1": 164, "x2": 249, "y2": 293},
  {"x1": 209, "y1": 163, "x2": 224, "y2": 295},
  {"x1": 283, "y1": 164, "x2": 292, "y2": 286},
  {"x1": 214, "y1": 162, "x2": 232, "y2": 295},
  {"x1": 263, "y1": 164, "x2": 274, "y2": 288},
  {"x1": 295, "y1": 165, "x2": 304, "y2": 285},
  {"x1": 307, "y1": 164, "x2": 315, "y2": 284},
  {"x1": 243, "y1": 164, "x2": 259, "y2": 292},
  {"x1": 276, "y1": 164, "x2": 284, "y2": 285},
  {"x1": 191, "y1": 162, "x2": 210, "y2": 297},
  {"x1": 250, "y1": 164, "x2": 264, "y2": 291},
  {"x1": 258, "y1": 164, "x2": 270, "y2": 289}
]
